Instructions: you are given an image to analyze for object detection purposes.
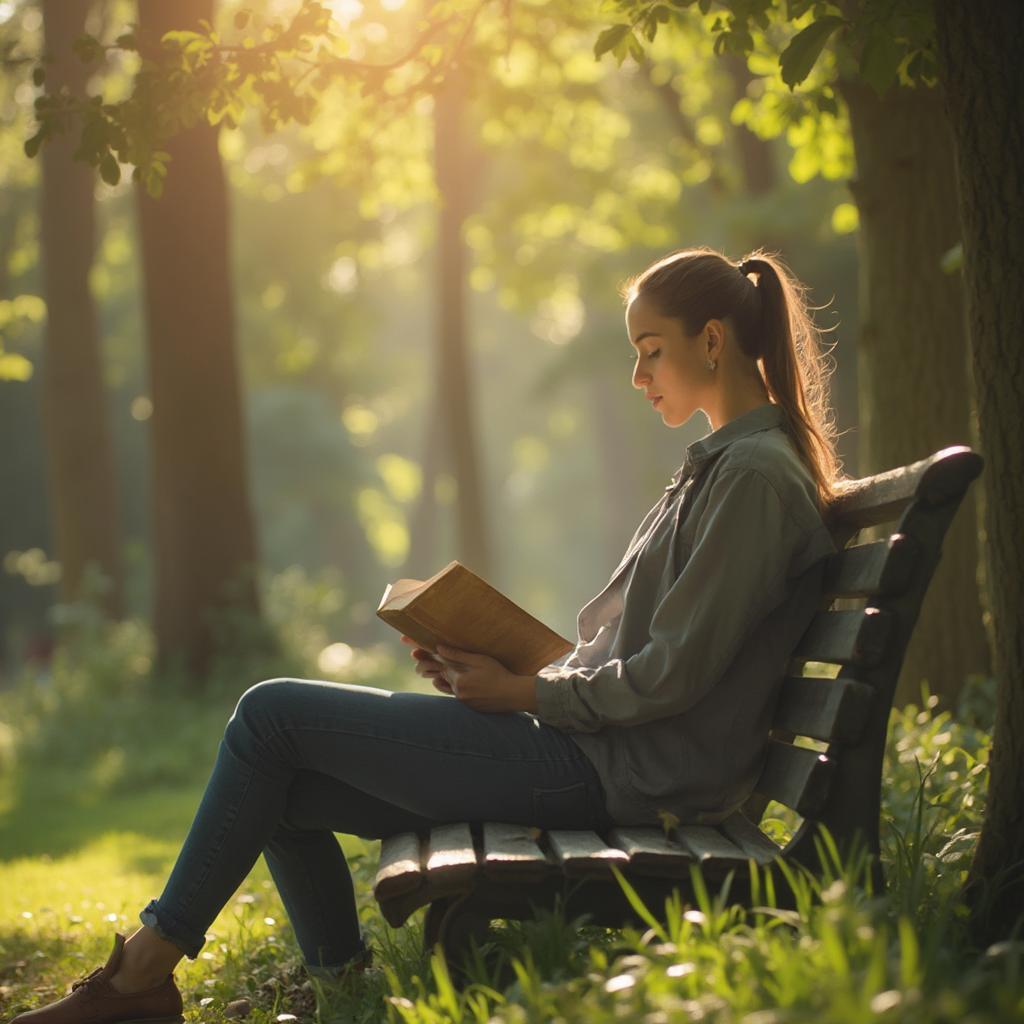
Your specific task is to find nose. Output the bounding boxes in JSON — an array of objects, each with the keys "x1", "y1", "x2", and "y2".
[{"x1": 632, "y1": 358, "x2": 649, "y2": 391}]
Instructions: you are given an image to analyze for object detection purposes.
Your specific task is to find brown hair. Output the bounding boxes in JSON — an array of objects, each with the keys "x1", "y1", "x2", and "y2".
[{"x1": 622, "y1": 247, "x2": 844, "y2": 514}]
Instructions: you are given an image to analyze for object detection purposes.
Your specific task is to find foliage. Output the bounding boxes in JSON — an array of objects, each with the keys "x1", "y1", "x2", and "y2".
[
  {"x1": 597, "y1": 0, "x2": 939, "y2": 92},
  {"x1": 20, "y1": 0, "x2": 499, "y2": 195}
]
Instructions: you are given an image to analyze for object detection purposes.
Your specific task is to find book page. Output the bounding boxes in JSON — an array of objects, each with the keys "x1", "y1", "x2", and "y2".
[{"x1": 378, "y1": 578, "x2": 424, "y2": 611}]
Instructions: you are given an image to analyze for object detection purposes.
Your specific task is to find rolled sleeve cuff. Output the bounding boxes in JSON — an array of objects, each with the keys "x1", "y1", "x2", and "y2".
[{"x1": 534, "y1": 672, "x2": 575, "y2": 730}]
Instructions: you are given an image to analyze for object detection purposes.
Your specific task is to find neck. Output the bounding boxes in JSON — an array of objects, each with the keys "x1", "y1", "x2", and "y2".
[{"x1": 705, "y1": 379, "x2": 772, "y2": 433}]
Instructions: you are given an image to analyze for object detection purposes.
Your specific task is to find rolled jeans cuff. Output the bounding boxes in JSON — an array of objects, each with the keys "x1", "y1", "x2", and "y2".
[{"x1": 140, "y1": 898, "x2": 207, "y2": 960}]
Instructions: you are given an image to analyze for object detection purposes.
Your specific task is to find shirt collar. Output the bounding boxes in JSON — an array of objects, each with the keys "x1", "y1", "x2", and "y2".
[{"x1": 679, "y1": 402, "x2": 786, "y2": 480}]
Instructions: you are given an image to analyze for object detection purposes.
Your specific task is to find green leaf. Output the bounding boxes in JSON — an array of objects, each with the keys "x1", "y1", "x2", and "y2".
[
  {"x1": 594, "y1": 24, "x2": 631, "y2": 60},
  {"x1": 23, "y1": 132, "x2": 42, "y2": 159},
  {"x1": 609, "y1": 865, "x2": 668, "y2": 942},
  {"x1": 786, "y1": 0, "x2": 818, "y2": 17},
  {"x1": 779, "y1": 15, "x2": 845, "y2": 89},
  {"x1": 234, "y1": 10, "x2": 251, "y2": 30},
  {"x1": 860, "y1": 26, "x2": 902, "y2": 94},
  {"x1": 32, "y1": 65, "x2": 45, "y2": 87},
  {"x1": 99, "y1": 153, "x2": 120, "y2": 186}
]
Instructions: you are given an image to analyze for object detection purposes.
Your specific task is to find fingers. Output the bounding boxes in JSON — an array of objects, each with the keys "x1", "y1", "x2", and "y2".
[
  {"x1": 434, "y1": 644, "x2": 479, "y2": 670},
  {"x1": 414, "y1": 658, "x2": 445, "y2": 678}
]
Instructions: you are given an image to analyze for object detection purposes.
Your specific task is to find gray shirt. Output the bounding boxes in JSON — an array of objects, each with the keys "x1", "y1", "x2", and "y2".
[{"x1": 532, "y1": 402, "x2": 837, "y2": 826}]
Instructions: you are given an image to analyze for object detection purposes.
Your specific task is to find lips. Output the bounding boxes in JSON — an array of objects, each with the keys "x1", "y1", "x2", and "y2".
[{"x1": 648, "y1": 395, "x2": 662, "y2": 407}]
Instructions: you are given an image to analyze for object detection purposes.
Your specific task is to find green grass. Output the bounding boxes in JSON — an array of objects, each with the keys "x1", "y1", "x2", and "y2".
[{"x1": 1, "y1": 618, "x2": 1021, "y2": 1024}]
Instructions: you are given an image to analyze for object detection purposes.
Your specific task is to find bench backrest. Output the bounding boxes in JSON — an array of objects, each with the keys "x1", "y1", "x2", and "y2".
[{"x1": 745, "y1": 445, "x2": 984, "y2": 870}]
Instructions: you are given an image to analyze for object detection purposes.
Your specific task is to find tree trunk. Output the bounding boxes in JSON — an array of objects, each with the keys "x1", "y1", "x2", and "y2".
[
  {"x1": 135, "y1": 0, "x2": 263, "y2": 681},
  {"x1": 935, "y1": 0, "x2": 1024, "y2": 943},
  {"x1": 842, "y1": 80, "x2": 990, "y2": 708},
  {"x1": 723, "y1": 55, "x2": 777, "y2": 196},
  {"x1": 39, "y1": 0, "x2": 124, "y2": 617},
  {"x1": 433, "y1": 73, "x2": 491, "y2": 578}
]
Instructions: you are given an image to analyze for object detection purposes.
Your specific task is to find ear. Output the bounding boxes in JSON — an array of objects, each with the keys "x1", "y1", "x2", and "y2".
[{"x1": 704, "y1": 318, "x2": 726, "y2": 358}]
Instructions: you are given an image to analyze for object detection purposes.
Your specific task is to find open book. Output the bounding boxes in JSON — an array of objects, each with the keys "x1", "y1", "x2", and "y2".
[{"x1": 376, "y1": 560, "x2": 573, "y2": 676}]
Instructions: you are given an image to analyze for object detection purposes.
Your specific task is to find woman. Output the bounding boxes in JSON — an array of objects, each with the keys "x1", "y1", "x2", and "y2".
[{"x1": 10, "y1": 247, "x2": 842, "y2": 1024}]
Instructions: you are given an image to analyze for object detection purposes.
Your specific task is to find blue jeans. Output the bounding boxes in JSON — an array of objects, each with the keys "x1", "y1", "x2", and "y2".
[{"x1": 140, "y1": 679, "x2": 612, "y2": 976}]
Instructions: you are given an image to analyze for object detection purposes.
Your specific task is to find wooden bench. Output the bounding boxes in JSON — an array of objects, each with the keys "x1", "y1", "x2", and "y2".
[{"x1": 372, "y1": 445, "x2": 984, "y2": 976}]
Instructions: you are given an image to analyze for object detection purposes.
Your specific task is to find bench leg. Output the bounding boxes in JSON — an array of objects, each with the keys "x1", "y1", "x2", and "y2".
[{"x1": 422, "y1": 893, "x2": 493, "y2": 984}]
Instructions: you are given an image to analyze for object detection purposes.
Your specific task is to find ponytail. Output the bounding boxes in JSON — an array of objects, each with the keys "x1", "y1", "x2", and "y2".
[
  {"x1": 737, "y1": 252, "x2": 842, "y2": 513},
  {"x1": 622, "y1": 247, "x2": 845, "y2": 514}
]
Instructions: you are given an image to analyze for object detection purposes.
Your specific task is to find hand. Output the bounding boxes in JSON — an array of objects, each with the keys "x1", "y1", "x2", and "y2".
[
  {"x1": 400, "y1": 636, "x2": 537, "y2": 713},
  {"x1": 433, "y1": 643, "x2": 539, "y2": 713},
  {"x1": 400, "y1": 635, "x2": 454, "y2": 695}
]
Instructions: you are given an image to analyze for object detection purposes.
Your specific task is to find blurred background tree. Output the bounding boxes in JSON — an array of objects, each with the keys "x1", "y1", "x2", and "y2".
[
  {"x1": 133, "y1": 0, "x2": 267, "y2": 681},
  {"x1": 38, "y1": 0, "x2": 125, "y2": 620}
]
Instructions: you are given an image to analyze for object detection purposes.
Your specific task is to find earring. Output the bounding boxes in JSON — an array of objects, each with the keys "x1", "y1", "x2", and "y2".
[{"x1": 705, "y1": 358, "x2": 717, "y2": 371}]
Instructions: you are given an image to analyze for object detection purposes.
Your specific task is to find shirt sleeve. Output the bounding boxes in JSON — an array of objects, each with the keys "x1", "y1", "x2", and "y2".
[{"x1": 533, "y1": 466, "x2": 832, "y2": 733}]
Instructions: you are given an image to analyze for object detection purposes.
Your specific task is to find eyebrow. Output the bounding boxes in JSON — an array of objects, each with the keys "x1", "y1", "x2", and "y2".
[{"x1": 629, "y1": 331, "x2": 662, "y2": 348}]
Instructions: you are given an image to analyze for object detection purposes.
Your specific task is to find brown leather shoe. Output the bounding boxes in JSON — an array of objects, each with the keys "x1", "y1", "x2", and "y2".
[{"x1": 7, "y1": 934, "x2": 183, "y2": 1024}]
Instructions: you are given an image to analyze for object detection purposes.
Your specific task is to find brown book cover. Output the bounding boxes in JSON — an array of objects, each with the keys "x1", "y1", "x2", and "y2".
[{"x1": 376, "y1": 560, "x2": 573, "y2": 676}]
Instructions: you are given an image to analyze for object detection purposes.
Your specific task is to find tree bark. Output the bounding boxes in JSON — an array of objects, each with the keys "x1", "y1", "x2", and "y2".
[
  {"x1": 135, "y1": 0, "x2": 263, "y2": 680},
  {"x1": 935, "y1": 0, "x2": 1024, "y2": 942},
  {"x1": 842, "y1": 80, "x2": 990, "y2": 708},
  {"x1": 433, "y1": 73, "x2": 491, "y2": 578},
  {"x1": 39, "y1": 0, "x2": 124, "y2": 617}
]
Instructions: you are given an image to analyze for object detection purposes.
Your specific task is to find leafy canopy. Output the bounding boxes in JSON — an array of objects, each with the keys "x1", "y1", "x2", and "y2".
[
  {"x1": 593, "y1": 0, "x2": 938, "y2": 93},
  {"x1": 22, "y1": 0, "x2": 497, "y2": 196}
]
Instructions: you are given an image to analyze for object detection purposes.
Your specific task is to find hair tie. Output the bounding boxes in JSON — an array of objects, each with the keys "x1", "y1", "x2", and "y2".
[{"x1": 738, "y1": 259, "x2": 755, "y2": 278}]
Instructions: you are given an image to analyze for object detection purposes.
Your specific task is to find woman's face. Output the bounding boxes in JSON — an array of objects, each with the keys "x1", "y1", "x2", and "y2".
[{"x1": 626, "y1": 293, "x2": 709, "y2": 428}]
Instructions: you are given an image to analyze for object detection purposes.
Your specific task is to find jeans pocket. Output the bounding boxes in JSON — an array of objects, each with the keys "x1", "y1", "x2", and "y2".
[{"x1": 531, "y1": 780, "x2": 592, "y2": 830}]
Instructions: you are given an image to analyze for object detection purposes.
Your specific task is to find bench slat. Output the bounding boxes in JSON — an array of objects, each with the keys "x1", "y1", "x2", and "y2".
[
  {"x1": 773, "y1": 675, "x2": 876, "y2": 744},
  {"x1": 793, "y1": 607, "x2": 891, "y2": 667},
  {"x1": 374, "y1": 832, "x2": 424, "y2": 902},
  {"x1": 823, "y1": 534, "x2": 918, "y2": 600},
  {"x1": 672, "y1": 825, "x2": 749, "y2": 866},
  {"x1": 718, "y1": 813, "x2": 784, "y2": 865},
  {"x1": 828, "y1": 446, "x2": 982, "y2": 531},
  {"x1": 753, "y1": 740, "x2": 835, "y2": 816},
  {"x1": 482, "y1": 822, "x2": 550, "y2": 881},
  {"x1": 548, "y1": 830, "x2": 630, "y2": 877},
  {"x1": 608, "y1": 827, "x2": 692, "y2": 874},
  {"x1": 425, "y1": 823, "x2": 478, "y2": 887}
]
